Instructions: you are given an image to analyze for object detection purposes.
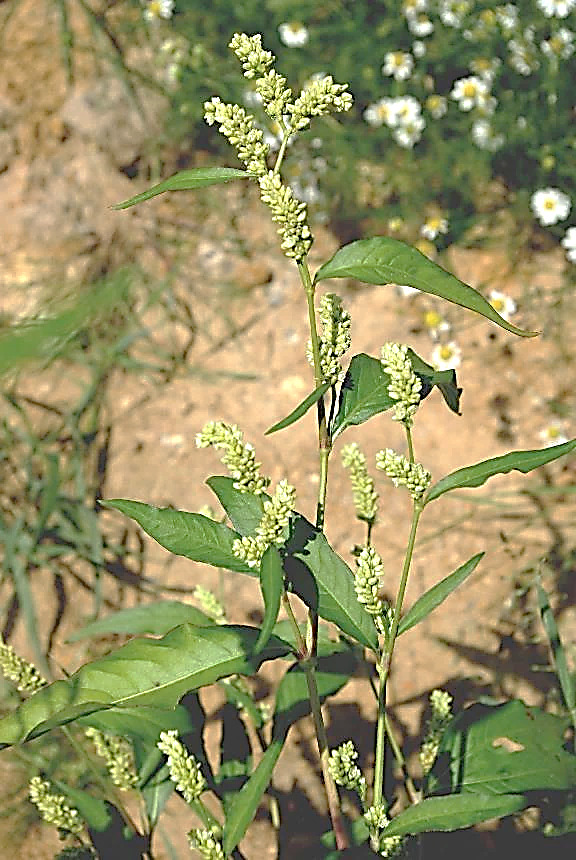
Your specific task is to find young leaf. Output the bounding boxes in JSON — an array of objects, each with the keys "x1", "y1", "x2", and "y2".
[
  {"x1": 537, "y1": 581, "x2": 576, "y2": 720},
  {"x1": 407, "y1": 348, "x2": 462, "y2": 415},
  {"x1": 265, "y1": 382, "x2": 331, "y2": 435},
  {"x1": 0, "y1": 624, "x2": 291, "y2": 747},
  {"x1": 112, "y1": 167, "x2": 250, "y2": 209},
  {"x1": 67, "y1": 601, "x2": 215, "y2": 641},
  {"x1": 381, "y1": 793, "x2": 525, "y2": 837},
  {"x1": 398, "y1": 553, "x2": 484, "y2": 636},
  {"x1": 432, "y1": 700, "x2": 576, "y2": 795},
  {"x1": 206, "y1": 476, "x2": 266, "y2": 535},
  {"x1": 285, "y1": 515, "x2": 378, "y2": 650},
  {"x1": 101, "y1": 499, "x2": 255, "y2": 575},
  {"x1": 424, "y1": 439, "x2": 576, "y2": 505},
  {"x1": 314, "y1": 237, "x2": 536, "y2": 337},
  {"x1": 223, "y1": 644, "x2": 356, "y2": 855},
  {"x1": 331, "y1": 353, "x2": 395, "y2": 439},
  {"x1": 255, "y1": 546, "x2": 285, "y2": 653}
]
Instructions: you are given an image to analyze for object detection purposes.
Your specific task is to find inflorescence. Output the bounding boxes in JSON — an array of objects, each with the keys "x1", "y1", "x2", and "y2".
[
  {"x1": 341, "y1": 442, "x2": 379, "y2": 524},
  {"x1": 84, "y1": 729, "x2": 139, "y2": 791},
  {"x1": 196, "y1": 421, "x2": 270, "y2": 494},
  {"x1": 419, "y1": 688, "x2": 454, "y2": 775},
  {"x1": 233, "y1": 479, "x2": 296, "y2": 568},
  {"x1": 381, "y1": 342, "x2": 422, "y2": 428},
  {"x1": 0, "y1": 635, "x2": 46, "y2": 695},
  {"x1": 354, "y1": 547, "x2": 392, "y2": 638},
  {"x1": 157, "y1": 730, "x2": 207, "y2": 804},
  {"x1": 308, "y1": 293, "x2": 352, "y2": 384},
  {"x1": 29, "y1": 777, "x2": 84, "y2": 836},
  {"x1": 376, "y1": 449, "x2": 431, "y2": 502}
]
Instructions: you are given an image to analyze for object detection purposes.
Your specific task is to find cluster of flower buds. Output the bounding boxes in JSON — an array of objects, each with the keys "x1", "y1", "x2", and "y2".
[
  {"x1": 188, "y1": 828, "x2": 225, "y2": 860},
  {"x1": 341, "y1": 442, "x2": 379, "y2": 524},
  {"x1": 308, "y1": 293, "x2": 352, "y2": 384},
  {"x1": 328, "y1": 740, "x2": 367, "y2": 804},
  {"x1": 419, "y1": 688, "x2": 454, "y2": 775},
  {"x1": 85, "y1": 728, "x2": 139, "y2": 791},
  {"x1": 196, "y1": 421, "x2": 270, "y2": 495},
  {"x1": 376, "y1": 449, "x2": 431, "y2": 502},
  {"x1": 158, "y1": 730, "x2": 207, "y2": 803},
  {"x1": 233, "y1": 479, "x2": 295, "y2": 568},
  {"x1": 0, "y1": 635, "x2": 46, "y2": 695},
  {"x1": 354, "y1": 547, "x2": 391, "y2": 637},
  {"x1": 29, "y1": 777, "x2": 84, "y2": 836},
  {"x1": 381, "y1": 342, "x2": 422, "y2": 428}
]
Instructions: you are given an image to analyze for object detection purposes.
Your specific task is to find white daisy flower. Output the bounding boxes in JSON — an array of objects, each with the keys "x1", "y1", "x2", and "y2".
[
  {"x1": 402, "y1": 0, "x2": 428, "y2": 15},
  {"x1": 541, "y1": 28, "x2": 575, "y2": 59},
  {"x1": 561, "y1": 226, "x2": 576, "y2": 262},
  {"x1": 278, "y1": 22, "x2": 309, "y2": 47},
  {"x1": 363, "y1": 97, "x2": 396, "y2": 127},
  {"x1": 539, "y1": 422, "x2": 569, "y2": 446},
  {"x1": 391, "y1": 95, "x2": 422, "y2": 126},
  {"x1": 412, "y1": 40, "x2": 427, "y2": 57},
  {"x1": 469, "y1": 57, "x2": 502, "y2": 84},
  {"x1": 397, "y1": 284, "x2": 420, "y2": 297},
  {"x1": 425, "y1": 94, "x2": 448, "y2": 118},
  {"x1": 439, "y1": 0, "x2": 471, "y2": 28},
  {"x1": 407, "y1": 14, "x2": 435, "y2": 36},
  {"x1": 497, "y1": 4, "x2": 519, "y2": 31},
  {"x1": 450, "y1": 76, "x2": 490, "y2": 111},
  {"x1": 531, "y1": 187, "x2": 572, "y2": 226},
  {"x1": 488, "y1": 290, "x2": 517, "y2": 321},
  {"x1": 420, "y1": 216, "x2": 449, "y2": 240},
  {"x1": 536, "y1": 0, "x2": 576, "y2": 17},
  {"x1": 423, "y1": 309, "x2": 451, "y2": 340},
  {"x1": 143, "y1": 0, "x2": 175, "y2": 21},
  {"x1": 393, "y1": 115, "x2": 426, "y2": 148},
  {"x1": 382, "y1": 51, "x2": 414, "y2": 81},
  {"x1": 471, "y1": 119, "x2": 505, "y2": 151},
  {"x1": 431, "y1": 342, "x2": 462, "y2": 370}
]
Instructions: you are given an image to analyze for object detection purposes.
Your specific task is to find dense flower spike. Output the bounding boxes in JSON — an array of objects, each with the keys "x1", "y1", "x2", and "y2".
[
  {"x1": 256, "y1": 70, "x2": 293, "y2": 121},
  {"x1": 233, "y1": 479, "x2": 296, "y2": 568},
  {"x1": 228, "y1": 32, "x2": 274, "y2": 79},
  {"x1": 419, "y1": 689, "x2": 454, "y2": 774},
  {"x1": 158, "y1": 730, "x2": 207, "y2": 803},
  {"x1": 341, "y1": 442, "x2": 379, "y2": 523},
  {"x1": 188, "y1": 828, "x2": 226, "y2": 860},
  {"x1": 381, "y1": 343, "x2": 422, "y2": 427},
  {"x1": 84, "y1": 729, "x2": 138, "y2": 791},
  {"x1": 287, "y1": 75, "x2": 353, "y2": 131},
  {"x1": 364, "y1": 804, "x2": 406, "y2": 856},
  {"x1": 29, "y1": 777, "x2": 84, "y2": 836},
  {"x1": 258, "y1": 170, "x2": 313, "y2": 260},
  {"x1": 308, "y1": 293, "x2": 352, "y2": 384},
  {"x1": 376, "y1": 449, "x2": 431, "y2": 502},
  {"x1": 354, "y1": 547, "x2": 391, "y2": 637},
  {"x1": 0, "y1": 636, "x2": 46, "y2": 694},
  {"x1": 196, "y1": 421, "x2": 270, "y2": 494},
  {"x1": 203, "y1": 97, "x2": 269, "y2": 177},
  {"x1": 328, "y1": 740, "x2": 367, "y2": 803},
  {"x1": 193, "y1": 585, "x2": 226, "y2": 623}
]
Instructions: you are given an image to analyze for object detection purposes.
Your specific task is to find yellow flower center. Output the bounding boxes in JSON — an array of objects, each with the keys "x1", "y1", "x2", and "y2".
[
  {"x1": 425, "y1": 310, "x2": 443, "y2": 328},
  {"x1": 439, "y1": 345, "x2": 454, "y2": 360},
  {"x1": 544, "y1": 198, "x2": 556, "y2": 210},
  {"x1": 491, "y1": 298, "x2": 504, "y2": 311},
  {"x1": 463, "y1": 82, "x2": 477, "y2": 98}
]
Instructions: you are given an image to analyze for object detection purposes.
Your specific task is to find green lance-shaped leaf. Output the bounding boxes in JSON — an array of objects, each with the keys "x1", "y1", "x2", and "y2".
[
  {"x1": 331, "y1": 353, "x2": 395, "y2": 439},
  {"x1": 432, "y1": 700, "x2": 576, "y2": 796},
  {"x1": 77, "y1": 704, "x2": 195, "y2": 744},
  {"x1": 265, "y1": 382, "x2": 331, "y2": 435},
  {"x1": 0, "y1": 624, "x2": 291, "y2": 747},
  {"x1": 255, "y1": 545, "x2": 284, "y2": 653},
  {"x1": 68, "y1": 601, "x2": 215, "y2": 641},
  {"x1": 314, "y1": 237, "x2": 536, "y2": 337},
  {"x1": 223, "y1": 643, "x2": 356, "y2": 855},
  {"x1": 284, "y1": 515, "x2": 378, "y2": 651},
  {"x1": 537, "y1": 581, "x2": 576, "y2": 721},
  {"x1": 407, "y1": 348, "x2": 462, "y2": 415},
  {"x1": 206, "y1": 476, "x2": 267, "y2": 535},
  {"x1": 112, "y1": 167, "x2": 250, "y2": 209},
  {"x1": 398, "y1": 553, "x2": 484, "y2": 636},
  {"x1": 424, "y1": 439, "x2": 576, "y2": 505},
  {"x1": 381, "y1": 793, "x2": 525, "y2": 838},
  {"x1": 101, "y1": 499, "x2": 255, "y2": 575}
]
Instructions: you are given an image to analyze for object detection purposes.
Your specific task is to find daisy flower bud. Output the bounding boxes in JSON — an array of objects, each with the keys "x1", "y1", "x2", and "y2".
[
  {"x1": 376, "y1": 449, "x2": 431, "y2": 502},
  {"x1": 380, "y1": 343, "x2": 422, "y2": 428},
  {"x1": 158, "y1": 730, "x2": 207, "y2": 803},
  {"x1": 341, "y1": 442, "x2": 379, "y2": 524},
  {"x1": 196, "y1": 421, "x2": 270, "y2": 495}
]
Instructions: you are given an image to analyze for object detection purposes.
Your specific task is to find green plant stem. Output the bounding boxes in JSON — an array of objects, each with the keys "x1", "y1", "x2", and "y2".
[
  {"x1": 191, "y1": 797, "x2": 221, "y2": 833},
  {"x1": 406, "y1": 425, "x2": 415, "y2": 464},
  {"x1": 303, "y1": 662, "x2": 348, "y2": 851},
  {"x1": 281, "y1": 591, "x2": 306, "y2": 657},
  {"x1": 373, "y1": 502, "x2": 423, "y2": 813},
  {"x1": 273, "y1": 126, "x2": 292, "y2": 174}
]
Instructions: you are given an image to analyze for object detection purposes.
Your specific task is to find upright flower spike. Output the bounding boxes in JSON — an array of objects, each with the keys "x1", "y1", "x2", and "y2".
[
  {"x1": 29, "y1": 777, "x2": 84, "y2": 836},
  {"x1": 328, "y1": 740, "x2": 367, "y2": 804},
  {"x1": 376, "y1": 449, "x2": 431, "y2": 502},
  {"x1": 196, "y1": 421, "x2": 270, "y2": 494},
  {"x1": 354, "y1": 547, "x2": 391, "y2": 637},
  {"x1": 0, "y1": 636, "x2": 46, "y2": 695},
  {"x1": 228, "y1": 33, "x2": 274, "y2": 79},
  {"x1": 258, "y1": 170, "x2": 313, "y2": 261},
  {"x1": 188, "y1": 828, "x2": 225, "y2": 860},
  {"x1": 203, "y1": 97, "x2": 269, "y2": 177},
  {"x1": 157, "y1": 730, "x2": 207, "y2": 803},
  {"x1": 364, "y1": 804, "x2": 406, "y2": 856},
  {"x1": 84, "y1": 729, "x2": 138, "y2": 791},
  {"x1": 287, "y1": 75, "x2": 353, "y2": 131},
  {"x1": 420, "y1": 689, "x2": 453, "y2": 775},
  {"x1": 380, "y1": 343, "x2": 422, "y2": 428},
  {"x1": 233, "y1": 479, "x2": 296, "y2": 568},
  {"x1": 193, "y1": 585, "x2": 226, "y2": 624},
  {"x1": 256, "y1": 69, "x2": 293, "y2": 121},
  {"x1": 341, "y1": 442, "x2": 378, "y2": 524},
  {"x1": 308, "y1": 293, "x2": 351, "y2": 384}
]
